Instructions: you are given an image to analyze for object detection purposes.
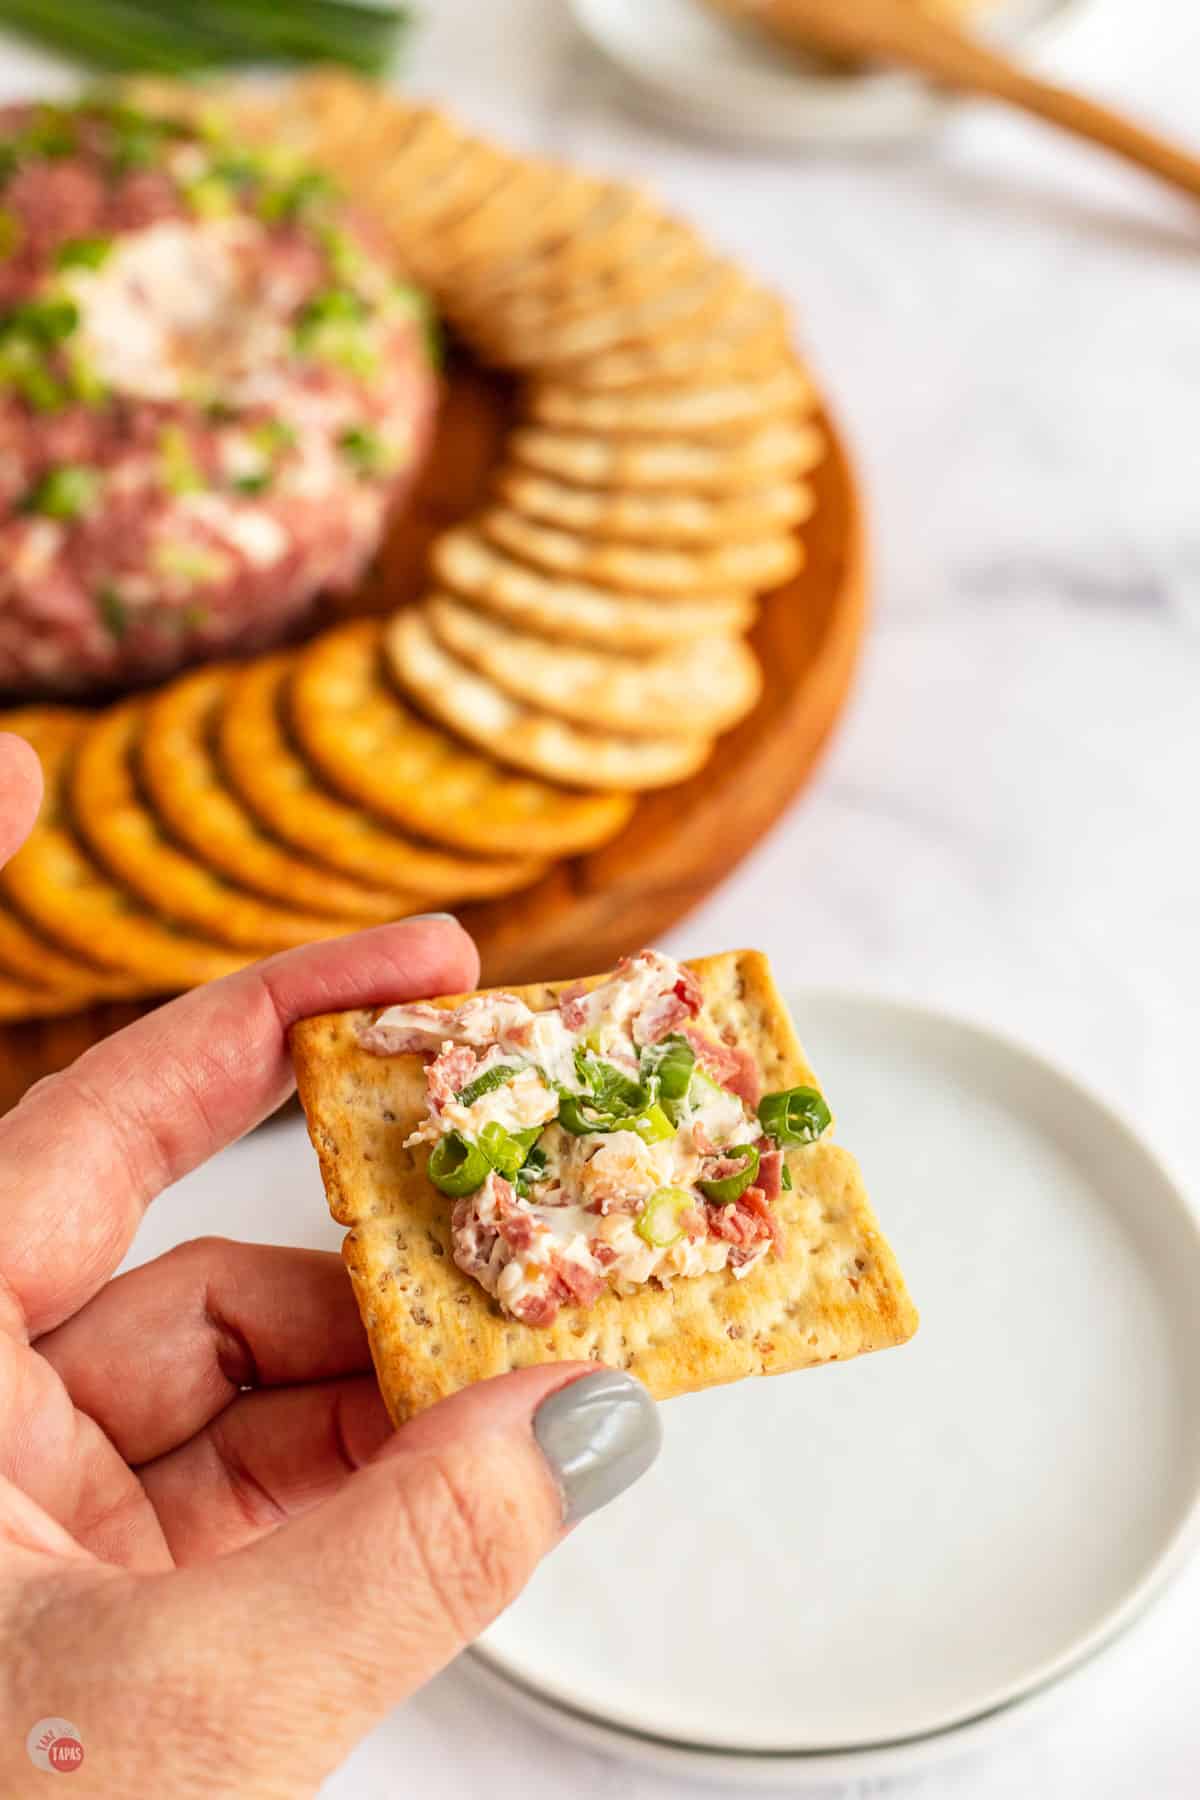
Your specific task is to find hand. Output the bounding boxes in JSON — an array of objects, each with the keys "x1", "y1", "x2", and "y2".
[{"x1": 0, "y1": 732, "x2": 660, "y2": 1798}]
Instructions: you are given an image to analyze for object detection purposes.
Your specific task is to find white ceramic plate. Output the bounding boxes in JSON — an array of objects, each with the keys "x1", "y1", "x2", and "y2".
[
  {"x1": 475, "y1": 992, "x2": 1200, "y2": 1758},
  {"x1": 571, "y1": 0, "x2": 1086, "y2": 149}
]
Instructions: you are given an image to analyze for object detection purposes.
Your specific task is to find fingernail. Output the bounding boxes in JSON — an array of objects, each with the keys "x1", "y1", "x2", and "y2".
[
  {"x1": 405, "y1": 912, "x2": 458, "y2": 923},
  {"x1": 533, "y1": 1370, "x2": 662, "y2": 1524}
]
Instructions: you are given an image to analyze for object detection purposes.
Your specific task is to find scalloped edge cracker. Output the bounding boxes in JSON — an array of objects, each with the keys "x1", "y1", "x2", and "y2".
[{"x1": 291, "y1": 950, "x2": 918, "y2": 1423}]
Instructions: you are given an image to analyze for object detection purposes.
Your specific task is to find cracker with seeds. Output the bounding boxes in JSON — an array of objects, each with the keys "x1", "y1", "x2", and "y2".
[
  {"x1": 0, "y1": 712, "x2": 247, "y2": 987},
  {"x1": 432, "y1": 527, "x2": 755, "y2": 651},
  {"x1": 389, "y1": 611, "x2": 714, "y2": 791},
  {"x1": 218, "y1": 657, "x2": 547, "y2": 899},
  {"x1": 289, "y1": 620, "x2": 636, "y2": 853},
  {"x1": 481, "y1": 505, "x2": 802, "y2": 595},
  {"x1": 507, "y1": 419, "x2": 825, "y2": 493},
  {"x1": 420, "y1": 596, "x2": 762, "y2": 737},
  {"x1": 291, "y1": 948, "x2": 918, "y2": 1420},
  {"x1": 493, "y1": 464, "x2": 813, "y2": 543},
  {"x1": 140, "y1": 668, "x2": 424, "y2": 924},
  {"x1": 73, "y1": 702, "x2": 363, "y2": 953}
]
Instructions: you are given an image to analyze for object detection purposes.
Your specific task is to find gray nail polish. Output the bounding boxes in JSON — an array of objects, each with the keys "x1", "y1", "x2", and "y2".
[{"x1": 534, "y1": 1370, "x2": 662, "y2": 1524}]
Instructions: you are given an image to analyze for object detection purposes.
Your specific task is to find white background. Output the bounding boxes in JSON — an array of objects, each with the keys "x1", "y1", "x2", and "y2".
[{"x1": 3, "y1": 0, "x2": 1198, "y2": 1792}]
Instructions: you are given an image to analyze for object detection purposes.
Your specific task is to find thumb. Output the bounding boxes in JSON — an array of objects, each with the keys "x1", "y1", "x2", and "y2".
[{"x1": 151, "y1": 1366, "x2": 658, "y2": 1789}]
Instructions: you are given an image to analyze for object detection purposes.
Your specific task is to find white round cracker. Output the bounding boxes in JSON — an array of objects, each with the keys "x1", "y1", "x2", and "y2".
[
  {"x1": 387, "y1": 610, "x2": 714, "y2": 792},
  {"x1": 447, "y1": 181, "x2": 663, "y2": 307},
  {"x1": 481, "y1": 506, "x2": 802, "y2": 596},
  {"x1": 493, "y1": 464, "x2": 814, "y2": 544},
  {"x1": 492, "y1": 260, "x2": 748, "y2": 372},
  {"x1": 507, "y1": 419, "x2": 826, "y2": 493},
  {"x1": 525, "y1": 363, "x2": 815, "y2": 435},
  {"x1": 432, "y1": 528, "x2": 756, "y2": 651},
  {"x1": 420, "y1": 593, "x2": 762, "y2": 738}
]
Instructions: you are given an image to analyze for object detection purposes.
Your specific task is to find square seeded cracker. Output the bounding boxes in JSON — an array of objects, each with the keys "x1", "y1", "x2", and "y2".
[{"x1": 291, "y1": 951, "x2": 918, "y2": 1421}]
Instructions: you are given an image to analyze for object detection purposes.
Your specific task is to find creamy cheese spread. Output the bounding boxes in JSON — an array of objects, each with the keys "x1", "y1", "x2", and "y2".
[{"x1": 362, "y1": 950, "x2": 832, "y2": 1328}]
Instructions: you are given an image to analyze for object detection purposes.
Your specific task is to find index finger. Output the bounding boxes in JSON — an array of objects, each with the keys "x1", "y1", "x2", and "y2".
[{"x1": 0, "y1": 917, "x2": 477, "y2": 1336}]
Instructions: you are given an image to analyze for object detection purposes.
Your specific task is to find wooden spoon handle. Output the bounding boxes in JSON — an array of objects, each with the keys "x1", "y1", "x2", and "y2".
[{"x1": 712, "y1": 0, "x2": 1200, "y2": 205}]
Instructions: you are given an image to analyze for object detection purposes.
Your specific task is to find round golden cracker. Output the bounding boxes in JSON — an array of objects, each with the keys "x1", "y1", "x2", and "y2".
[
  {"x1": 388, "y1": 611, "x2": 713, "y2": 792},
  {"x1": 140, "y1": 668, "x2": 423, "y2": 923},
  {"x1": 493, "y1": 464, "x2": 813, "y2": 544},
  {"x1": 465, "y1": 221, "x2": 709, "y2": 352},
  {"x1": 489, "y1": 260, "x2": 748, "y2": 373},
  {"x1": 0, "y1": 712, "x2": 248, "y2": 987},
  {"x1": 379, "y1": 135, "x2": 514, "y2": 241},
  {"x1": 0, "y1": 894, "x2": 149, "y2": 1003},
  {"x1": 419, "y1": 596, "x2": 763, "y2": 739},
  {"x1": 416, "y1": 161, "x2": 601, "y2": 288},
  {"x1": 431, "y1": 527, "x2": 755, "y2": 651},
  {"x1": 554, "y1": 286, "x2": 790, "y2": 391},
  {"x1": 524, "y1": 363, "x2": 815, "y2": 436},
  {"x1": 507, "y1": 419, "x2": 826, "y2": 493},
  {"x1": 72, "y1": 702, "x2": 362, "y2": 953},
  {"x1": 480, "y1": 506, "x2": 802, "y2": 596},
  {"x1": 0, "y1": 970, "x2": 111, "y2": 1024},
  {"x1": 447, "y1": 180, "x2": 664, "y2": 313},
  {"x1": 217, "y1": 657, "x2": 548, "y2": 898},
  {"x1": 289, "y1": 621, "x2": 635, "y2": 853}
]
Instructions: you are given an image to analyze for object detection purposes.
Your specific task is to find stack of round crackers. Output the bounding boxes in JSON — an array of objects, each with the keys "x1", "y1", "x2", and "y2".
[{"x1": 0, "y1": 74, "x2": 823, "y2": 1023}]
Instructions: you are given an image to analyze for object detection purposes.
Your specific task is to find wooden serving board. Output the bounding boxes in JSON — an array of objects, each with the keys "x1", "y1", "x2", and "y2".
[{"x1": 0, "y1": 355, "x2": 866, "y2": 1114}]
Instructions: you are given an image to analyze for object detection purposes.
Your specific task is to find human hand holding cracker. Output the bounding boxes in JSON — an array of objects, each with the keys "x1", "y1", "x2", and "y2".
[{"x1": 0, "y1": 733, "x2": 658, "y2": 1797}]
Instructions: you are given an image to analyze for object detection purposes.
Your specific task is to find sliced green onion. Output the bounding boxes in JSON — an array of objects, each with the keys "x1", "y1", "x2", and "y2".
[
  {"x1": 95, "y1": 584, "x2": 127, "y2": 641},
  {"x1": 574, "y1": 1049, "x2": 646, "y2": 1112},
  {"x1": 0, "y1": 296, "x2": 79, "y2": 344},
  {"x1": 250, "y1": 418, "x2": 297, "y2": 456},
  {"x1": 155, "y1": 541, "x2": 227, "y2": 585},
  {"x1": 458, "y1": 1063, "x2": 521, "y2": 1108},
  {"x1": 295, "y1": 286, "x2": 366, "y2": 338},
  {"x1": 0, "y1": 208, "x2": 23, "y2": 259},
  {"x1": 23, "y1": 463, "x2": 100, "y2": 520},
  {"x1": 55, "y1": 235, "x2": 113, "y2": 271},
  {"x1": 183, "y1": 175, "x2": 235, "y2": 218},
  {"x1": 478, "y1": 1122, "x2": 541, "y2": 1182},
  {"x1": 0, "y1": 337, "x2": 65, "y2": 411},
  {"x1": 629, "y1": 1102, "x2": 676, "y2": 1146},
  {"x1": 24, "y1": 105, "x2": 77, "y2": 160},
  {"x1": 159, "y1": 424, "x2": 204, "y2": 495},
  {"x1": 635, "y1": 1187, "x2": 693, "y2": 1249},
  {"x1": 232, "y1": 471, "x2": 272, "y2": 496},
  {"x1": 697, "y1": 1144, "x2": 760, "y2": 1206},
  {"x1": 337, "y1": 424, "x2": 392, "y2": 476},
  {"x1": 781, "y1": 1164, "x2": 793, "y2": 1191},
  {"x1": 639, "y1": 1034, "x2": 695, "y2": 1105},
  {"x1": 514, "y1": 1144, "x2": 549, "y2": 1198},
  {"x1": 427, "y1": 1130, "x2": 490, "y2": 1198},
  {"x1": 258, "y1": 167, "x2": 338, "y2": 224},
  {"x1": 758, "y1": 1086, "x2": 831, "y2": 1146}
]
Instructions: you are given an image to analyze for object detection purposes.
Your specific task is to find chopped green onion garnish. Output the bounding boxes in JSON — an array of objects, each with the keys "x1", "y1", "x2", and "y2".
[
  {"x1": 232, "y1": 471, "x2": 272, "y2": 496},
  {"x1": 0, "y1": 337, "x2": 65, "y2": 411},
  {"x1": 514, "y1": 1144, "x2": 548, "y2": 1197},
  {"x1": 158, "y1": 424, "x2": 204, "y2": 495},
  {"x1": 781, "y1": 1164, "x2": 793, "y2": 1191},
  {"x1": 23, "y1": 463, "x2": 100, "y2": 520},
  {"x1": 155, "y1": 541, "x2": 227, "y2": 584},
  {"x1": 95, "y1": 584, "x2": 127, "y2": 641},
  {"x1": 635, "y1": 1187, "x2": 693, "y2": 1249},
  {"x1": 639, "y1": 1034, "x2": 695, "y2": 1104},
  {"x1": 0, "y1": 208, "x2": 22, "y2": 259},
  {"x1": 0, "y1": 296, "x2": 79, "y2": 344},
  {"x1": 295, "y1": 287, "x2": 366, "y2": 337},
  {"x1": 55, "y1": 235, "x2": 113, "y2": 271},
  {"x1": 183, "y1": 175, "x2": 234, "y2": 218},
  {"x1": 458, "y1": 1063, "x2": 521, "y2": 1108},
  {"x1": 757, "y1": 1086, "x2": 831, "y2": 1146},
  {"x1": 478, "y1": 1123, "x2": 541, "y2": 1182},
  {"x1": 258, "y1": 168, "x2": 338, "y2": 224},
  {"x1": 630, "y1": 1102, "x2": 676, "y2": 1146},
  {"x1": 427, "y1": 1130, "x2": 491, "y2": 1199},
  {"x1": 697, "y1": 1144, "x2": 760, "y2": 1206},
  {"x1": 250, "y1": 418, "x2": 297, "y2": 456},
  {"x1": 337, "y1": 425, "x2": 391, "y2": 476}
]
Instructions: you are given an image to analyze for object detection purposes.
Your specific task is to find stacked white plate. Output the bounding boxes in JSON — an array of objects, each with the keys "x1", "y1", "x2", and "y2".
[{"x1": 126, "y1": 990, "x2": 1200, "y2": 1783}]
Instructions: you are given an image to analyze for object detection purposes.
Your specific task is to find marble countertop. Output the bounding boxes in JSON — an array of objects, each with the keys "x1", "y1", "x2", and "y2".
[{"x1": 3, "y1": 1, "x2": 1197, "y2": 1791}]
